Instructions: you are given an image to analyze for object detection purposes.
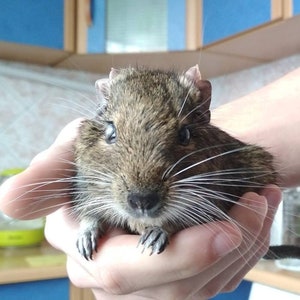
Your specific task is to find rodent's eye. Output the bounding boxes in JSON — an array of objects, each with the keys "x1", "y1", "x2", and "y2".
[
  {"x1": 105, "y1": 122, "x2": 117, "y2": 144},
  {"x1": 178, "y1": 125, "x2": 190, "y2": 146}
]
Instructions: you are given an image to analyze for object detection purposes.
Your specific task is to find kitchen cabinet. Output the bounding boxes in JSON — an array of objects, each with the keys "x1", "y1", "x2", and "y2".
[
  {"x1": 76, "y1": 0, "x2": 289, "y2": 53},
  {"x1": 0, "y1": 0, "x2": 75, "y2": 51},
  {"x1": 76, "y1": 0, "x2": 186, "y2": 54},
  {"x1": 1, "y1": 279, "x2": 70, "y2": 300},
  {"x1": 0, "y1": 0, "x2": 298, "y2": 59},
  {"x1": 294, "y1": 0, "x2": 300, "y2": 14},
  {"x1": 0, "y1": 243, "x2": 94, "y2": 300},
  {"x1": 201, "y1": 0, "x2": 276, "y2": 45}
]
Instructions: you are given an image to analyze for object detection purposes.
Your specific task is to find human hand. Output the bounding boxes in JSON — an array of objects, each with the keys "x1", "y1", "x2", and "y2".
[
  {"x1": 0, "y1": 119, "x2": 81, "y2": 218},
  {"x1": 44, "y1": 185, "x2": 280, "y2": 300},
  {"x1": 0, "y1": 119, "x2": 281, "y2": 300}
]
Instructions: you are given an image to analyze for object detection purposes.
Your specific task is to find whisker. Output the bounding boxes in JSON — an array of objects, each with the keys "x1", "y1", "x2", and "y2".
[
  {"x1": 162, "y1": 143, "x2": 240, "y2": 179},
  {"x1": 180, "y1": 95, "x2": 211, "y2": 123},
  {"x1": 177, "y1": 81, "x2": 194, "y2": 117},
  {"x1": 171, "y1": 146, "x2": 252, "y2": 178}
]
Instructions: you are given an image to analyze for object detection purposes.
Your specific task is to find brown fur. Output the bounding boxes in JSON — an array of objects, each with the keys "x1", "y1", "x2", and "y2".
[{"x1": 72, "y1": 67, "x2": 278, "y2": 259}]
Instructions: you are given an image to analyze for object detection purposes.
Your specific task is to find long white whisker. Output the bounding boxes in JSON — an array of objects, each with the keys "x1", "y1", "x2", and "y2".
[
  {"x1": 162, "y1": 143, "x2": 240, "y2": 179},
  {"x1": 172, "y1": 146, "x2": 251, "y2": 178},
  {"x1": 177, "y1": 82, "x2": 194, "y2": 117}
]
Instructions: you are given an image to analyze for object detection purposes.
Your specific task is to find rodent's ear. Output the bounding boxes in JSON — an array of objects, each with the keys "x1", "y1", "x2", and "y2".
[
  {"x1": 184, "y1": 65, "x2": 212, "y2": 123},
  {"x1": 95, "y1": 78, "x2": 110, "y2": 114},
  {"x1": 109, "y1": 68, "x2": 120, "y2": 80},
  {"x1": 195, "y1": 79, "x2": 212, "y2": 123},
  {"x1": 185, "y1": 64, "x2": 202, "y2": 81}
]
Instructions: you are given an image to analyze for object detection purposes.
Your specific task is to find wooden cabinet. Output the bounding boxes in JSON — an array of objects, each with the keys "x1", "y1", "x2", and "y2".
[
  {"x1": 0, "y1": 0, "x2": 75, "y2": 51},
  {"x1": 76, "y1": 0, "x2": 299, "y2": 53},
  {"x1": 186, "y1": 0, "x2": 300, "y2": 49},
  {"x1": 76, "y1": 0, "x2": 186, "y2": 54},
  {"x1": 0, "y1": 243, "x2": 94, "y2": 300},
  {"x1": 201, "y1": 0, "x2": 277, "y2": 45},
  {"x1": 0, "y1": 0, "x2": 299, "y2": 60}
]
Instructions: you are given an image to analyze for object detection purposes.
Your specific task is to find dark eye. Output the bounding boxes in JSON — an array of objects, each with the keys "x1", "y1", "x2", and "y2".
[
  {"x1": 178, "y1": 125, "x2": 190, "y2": 146},
  {"x1": 105, "y1": 122, "x2": 117, "y2": 144}
]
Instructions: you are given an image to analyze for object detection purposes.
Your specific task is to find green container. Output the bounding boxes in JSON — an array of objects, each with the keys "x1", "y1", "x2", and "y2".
[{"x1": 0, "y1": 168, "x2": 45, "y2": 248}]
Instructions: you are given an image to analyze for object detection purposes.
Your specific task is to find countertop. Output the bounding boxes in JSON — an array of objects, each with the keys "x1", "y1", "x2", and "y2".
[
  {"x1": 0, "y1": 242, "x2": 67, "y2": 284},
  {"x1": 245, "y1": 260, "x2": 300, "y2": 295}
]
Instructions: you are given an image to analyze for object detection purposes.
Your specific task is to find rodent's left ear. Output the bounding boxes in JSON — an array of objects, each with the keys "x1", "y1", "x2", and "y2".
[
  {"x1": 109, "y1": 68, "x2": 120, "y2": 80},
  {"x1": 185, "y1": 64, "x2": 202, "y2": 81},
  {"x1": 195, "y1": 79, "x2": 212, "y2": 123},
  {"x1": 184, "y1": 65, "x2": 212, "y2": 123}
]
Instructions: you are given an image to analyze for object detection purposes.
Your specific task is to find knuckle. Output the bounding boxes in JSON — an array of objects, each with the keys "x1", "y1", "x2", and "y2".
[
  {"x1": 66, "y1": 258, "x2": 90, "y2": 288},
  {"x1": 98, "y1": 268, "x2": 125, "y2": 295},
  {"x1": 199, "y1": 280, "x2": 224, "y2": 299},
  {"x1": 200, "y1": 285, "x2": 221, "y2": 299},
  {"x1": 170, "y1": 286, "x2": 194, "y2": 300},
  {"x1": 67, "y1": 271, "x2": 83, "y2": 288},
  {"x1": 97, "y1": 266, "x2": 136, "y2": 295},
  {"x1": 222, "y1": 281, "x2": 240, "y2": 293},
  {"x1": 200, "y1": 277, "x2": 241, "y2": 299}
]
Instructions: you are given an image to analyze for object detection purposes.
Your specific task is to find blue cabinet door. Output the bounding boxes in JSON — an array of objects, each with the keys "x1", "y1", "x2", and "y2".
[
  {"x1": 202, "y1": 0, "x2": 272, "y2": 45},
  {"x1": 210, "y1": 280, "x2": 252, "y2": 300},
  {"x1": 0, "y1": 278, "x2": 69, "y2": 300},
  {"x1": 294, "y1": 0, "x2": 300, "y2": 15},
  {"x1": 0, "y1": 0, "x2": 65, "y2": 49}
]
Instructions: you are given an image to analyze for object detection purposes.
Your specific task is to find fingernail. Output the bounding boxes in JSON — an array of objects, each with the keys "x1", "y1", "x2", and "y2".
[{"x1": 213, "y1": 228, "x2": 242, "y2": 257}]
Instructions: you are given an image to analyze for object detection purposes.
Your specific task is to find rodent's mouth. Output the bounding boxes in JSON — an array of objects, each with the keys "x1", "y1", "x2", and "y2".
[{"x1": 127, "y1": 203, "x2": 163, "y2": 219}]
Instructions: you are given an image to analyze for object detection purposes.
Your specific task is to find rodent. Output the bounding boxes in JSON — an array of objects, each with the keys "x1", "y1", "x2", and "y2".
[{"x1": 72, "y1": 65, "x2": 300, "y2": 260}]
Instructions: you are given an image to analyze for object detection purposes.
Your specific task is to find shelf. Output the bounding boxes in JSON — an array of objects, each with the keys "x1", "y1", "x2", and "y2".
[
  {"x1": 0, "y1": 242, "x2": 67, "y2": 284},
  {"x1": 0, "y1": 41, "x2": 71, "y2": 67},
  {"x1": 245, "y1": 260, "x2": 300, "y2": 295},
  {"x1": 55, "y1": 50, "x2": 263, "y2": 79}
]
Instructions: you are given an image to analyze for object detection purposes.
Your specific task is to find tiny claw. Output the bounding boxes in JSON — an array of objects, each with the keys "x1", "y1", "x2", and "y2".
[
  {"x1": 76, "y1": 227, "x2": 100, "y2": 260},
  {"x1": 138, "y1": 226, "x2": 169, "y2": 255}
]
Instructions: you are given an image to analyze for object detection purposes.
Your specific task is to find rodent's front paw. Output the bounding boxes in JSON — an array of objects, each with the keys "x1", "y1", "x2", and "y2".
[
  {"x1": 76, "y1": 227, "x2": 99, "y2": 260},
  {"x1": 138, "y1": 226, "x2": 169, "y2": 255}
]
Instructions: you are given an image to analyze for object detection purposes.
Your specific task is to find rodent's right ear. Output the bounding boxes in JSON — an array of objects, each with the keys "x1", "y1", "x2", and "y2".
[
  {"x1": 109, "y1": 68, "x2": 120, "y2": 80},
  {"x1": 95, "y1": 78, "x2": 110, "y2": 115}
]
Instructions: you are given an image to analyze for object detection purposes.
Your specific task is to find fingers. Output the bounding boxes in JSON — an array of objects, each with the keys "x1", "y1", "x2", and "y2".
[
  {"x1": 138, "y1": 187, "x2": 281, "y2": 300},
  {"x1": 0, "y1": 119, "x2": 82, "y2": 219},
  {"x1": 45, "y1": 186, "x2": 281, "y2": 300},
  {"x1": 45, "y1": 205, "x2": 241, "y2": 295},
  {"x1": 171, "y1": 190, "x2": 268, "y2": 299},
  {"x1": 196, "y1": 193, "x2": 268, "y2": 298},
  {"x1": 197, "y1": 185, "x2": 282, "y2": 298},
  {"x1": 88, "y1": 222, "x2": 241, "y2": 295},
  {"x1": 220, "y1": 185, "x2": 282, "y2": 291}
]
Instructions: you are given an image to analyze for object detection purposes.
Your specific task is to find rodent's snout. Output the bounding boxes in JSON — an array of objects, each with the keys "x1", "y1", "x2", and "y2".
[{"x1": 127, "y1": 191, "x2": 161, "y2": 217}]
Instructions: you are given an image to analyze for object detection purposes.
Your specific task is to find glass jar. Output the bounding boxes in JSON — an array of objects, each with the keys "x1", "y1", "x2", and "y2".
[{"x1": 0, "y1": 168, "x2": 45, "y2": 248}]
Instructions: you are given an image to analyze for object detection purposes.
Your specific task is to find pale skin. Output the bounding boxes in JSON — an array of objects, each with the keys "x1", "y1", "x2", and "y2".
[{"x1": 1, "y1": 67, "x2": 300, "y2": 299}]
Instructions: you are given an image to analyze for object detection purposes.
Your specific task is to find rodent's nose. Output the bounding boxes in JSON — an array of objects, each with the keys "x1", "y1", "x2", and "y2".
[{"x1": 127, "y1": 191, "x2": 160, "y2": 214}]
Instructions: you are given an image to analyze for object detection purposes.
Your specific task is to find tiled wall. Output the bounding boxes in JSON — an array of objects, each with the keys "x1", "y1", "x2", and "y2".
[
  {"x1": 0, "y1": 60, "x2": 100, "y2": 170},
  {"x1": 1, "y1": 55, "x2": 300, "y2": 170}
]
